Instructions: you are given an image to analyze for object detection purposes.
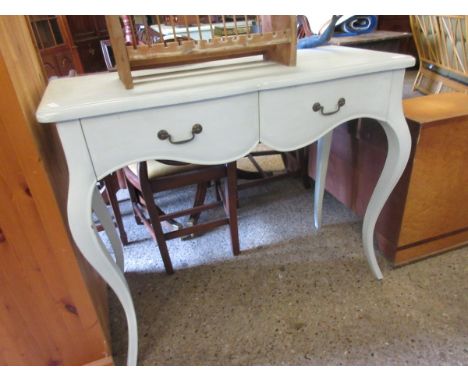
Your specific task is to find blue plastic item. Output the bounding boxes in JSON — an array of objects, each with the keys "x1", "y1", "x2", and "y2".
[
  {"x1": 297, "y1": 15, "x2": 340, "y2": 49},
  {"x1": 334, "y1": 15, "x2": 378, "y2": 37}
]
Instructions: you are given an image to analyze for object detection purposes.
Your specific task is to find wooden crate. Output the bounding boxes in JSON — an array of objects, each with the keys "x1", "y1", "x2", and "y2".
[{"x1": 105, "y1": 15, "x2": 297, "y2": 89}]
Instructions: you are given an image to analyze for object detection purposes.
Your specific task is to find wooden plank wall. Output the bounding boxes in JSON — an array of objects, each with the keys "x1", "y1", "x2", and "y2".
[{"x1": 0, "y1": 16, "x2": 112, "y2": 365}]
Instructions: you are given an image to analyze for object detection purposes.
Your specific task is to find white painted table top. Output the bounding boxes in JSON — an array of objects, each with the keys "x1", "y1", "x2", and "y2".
[{"x1": 36, "y1": 46, "x2": 414, "y2": 124}]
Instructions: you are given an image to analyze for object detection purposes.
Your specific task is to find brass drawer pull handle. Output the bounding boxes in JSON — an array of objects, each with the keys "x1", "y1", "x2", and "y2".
[
  {"x1": 313, "y1": 98, "x2": 346, "y2": 116},
  {"x1": 158, "y1": 124, "x2": 203, "y2": 144}
]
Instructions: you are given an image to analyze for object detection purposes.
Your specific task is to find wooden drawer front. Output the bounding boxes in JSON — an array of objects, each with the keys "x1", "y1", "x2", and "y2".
[
  {"x1": 259, "y1": 72, "x2": 392, "y2": 151},
  {"x1": 81, "y1": 93, "x2": 259, "y2": 178}
]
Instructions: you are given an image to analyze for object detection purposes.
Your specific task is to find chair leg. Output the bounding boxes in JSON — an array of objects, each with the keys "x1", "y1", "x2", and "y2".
[
  {"x1": 215, "y1": 180, "x2": 222, "y2": 202},
  {"x1": 138, "y1": 164, "x2": 174, "y2": 274},
  {"x1": 298, "y1": 147, "x2": 312, "y2": 189},
  {"x1": 225, "y1": 162, "x2": 240, "y2": 255},
  {"x1": 107, "y1": 181, "x2": 128, "y2": 245},
  {"x1": 280, "y1": 152, "x2": 289, "y2": 171},
  {"x1": 189, "y1": 182, "x2": 208, "y2": 225},
  {"x1": 180, "y1": 182, "x2": 208, "y2": 241},
  {"x1": 155, "y1": 204, "x2": 183, "y2": 231},
  {"x1": 104, "y1": 176, "x2": 129, "y2": 245},
  {"x1": 126, "y1": 180, "x2": 144, "y2": 225},
  {"x1": 144, "y1": 196, "x2": 174, "y2": 274}
]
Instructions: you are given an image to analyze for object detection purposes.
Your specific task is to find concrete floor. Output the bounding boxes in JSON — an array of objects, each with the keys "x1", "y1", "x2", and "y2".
[
  {"x1": 108, "y1": 179, "x2": 468, "y2": 366},
  {"x1": 106, "y1": 70, "x2": 468, "y2": 365}
]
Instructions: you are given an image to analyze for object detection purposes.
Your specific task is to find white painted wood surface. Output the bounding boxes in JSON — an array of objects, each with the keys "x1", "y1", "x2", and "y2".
[
  {"x1": 314, "y1": 131, "x2": 334, "y2": 230},
  {"x1": 37, "y1": 46, "x2": 413, "y2": 123},
  {"x1": 259, "y1": 71, "x2": 393, "y2": 150},
  {"x1": 36, "y1": 46, "x2": 415, "y2": 365},
  {"x1": 82, "y1": 93, "x2": 259, "y2": 179}
]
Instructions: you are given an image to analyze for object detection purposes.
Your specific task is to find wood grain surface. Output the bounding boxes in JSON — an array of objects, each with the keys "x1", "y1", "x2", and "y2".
[{"x1": 0, "y1": 16, "x2": 112, "y2": 365}]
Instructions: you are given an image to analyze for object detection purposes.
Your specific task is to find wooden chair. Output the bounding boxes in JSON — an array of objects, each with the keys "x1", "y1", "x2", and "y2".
[
  {"x1": 123, "y1": 160, "x2": 239, "y2": 274},
  {"x1": 97, "y1": 171, "x2": 129, "y2": 245},
  {"x1": 101, "y1": 23, "x2": 239, "y2": 271}
]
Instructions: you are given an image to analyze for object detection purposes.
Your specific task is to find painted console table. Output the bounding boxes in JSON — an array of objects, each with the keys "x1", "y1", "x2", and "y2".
[{"x1": 36, "y1": 46, "x2": 415, "y2": 365}]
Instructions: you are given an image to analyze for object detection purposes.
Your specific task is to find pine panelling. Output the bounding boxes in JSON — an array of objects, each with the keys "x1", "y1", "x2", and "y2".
[{"x1": 0, "y1": 16, "x2": 112, "y2": 365}]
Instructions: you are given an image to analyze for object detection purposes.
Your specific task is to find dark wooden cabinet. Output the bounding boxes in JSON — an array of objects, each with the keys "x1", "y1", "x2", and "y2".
[
  {"x1": 377, "y1": 15, "x2": 418, "y2": 60},
  {"x1": 66, "y1": 16, "x2": 109, "y2": 73},
  {"x1": 29, "y1": 16, "x2": 109, "y2": 77}
]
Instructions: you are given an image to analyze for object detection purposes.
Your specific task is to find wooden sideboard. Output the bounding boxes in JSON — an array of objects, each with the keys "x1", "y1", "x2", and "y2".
[
  {"x1": 0, "y1": 16, "x2": 112, "y2": 366},
  {"x1": 308, "y1": 93, "x2": 468, "y2": 265}
]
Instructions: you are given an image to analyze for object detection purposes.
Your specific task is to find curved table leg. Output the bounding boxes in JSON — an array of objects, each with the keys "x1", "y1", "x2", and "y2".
[
  {"x1": 68, "y1": 182, "x2": 138, "y2": 365},
  {"x1": 314, "y1": 131, "x2": 333, "y2": 230},
  {"x1": 363, "y1": 115, "x2": 411, "y2": 280},
  {"x1": 59, "y1": 122, "x2": 138, "y2": 365}
]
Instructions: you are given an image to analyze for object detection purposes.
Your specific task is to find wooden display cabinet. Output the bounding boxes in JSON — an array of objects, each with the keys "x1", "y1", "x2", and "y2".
[
  {"x1": 29, "y1": 16, "x2": 110, "y2": 78},
  {"x1": 28, "y1": 16, "x2": 84, "y2": 78}
]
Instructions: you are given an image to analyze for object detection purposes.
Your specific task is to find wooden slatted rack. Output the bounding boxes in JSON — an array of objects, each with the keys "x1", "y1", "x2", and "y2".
[{"x1": 105, "y1": 15, "x2": 297, "y2": 89}]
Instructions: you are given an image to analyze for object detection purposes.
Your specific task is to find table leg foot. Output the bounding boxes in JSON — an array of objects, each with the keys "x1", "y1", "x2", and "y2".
[{"x1": 363, "y1": 116, "x2": 411, "y2": 280}]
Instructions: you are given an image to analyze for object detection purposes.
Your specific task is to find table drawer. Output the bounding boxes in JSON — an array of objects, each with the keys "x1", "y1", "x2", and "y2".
[
  {"x1": 81, "y1": 93, "x2": 259, "y2": 178},
  {"x1": 259, "y1": 72, "x2": 392, "y2": 151}
]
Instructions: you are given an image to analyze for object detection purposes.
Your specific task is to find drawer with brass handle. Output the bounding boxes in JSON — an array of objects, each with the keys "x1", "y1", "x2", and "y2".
[
  {"x1": 157, "y1": 123, "x2": 203, "y2": 145},
  {"x1": 81, "y1": 93, "x2": 259, "y2": 179},
  {"x1": 259, "y1": 71, "x2": 393, "y2": 151}
]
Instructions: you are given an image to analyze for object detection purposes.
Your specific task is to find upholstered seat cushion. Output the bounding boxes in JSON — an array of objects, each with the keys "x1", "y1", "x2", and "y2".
[
  {"x1": 236, "y1": 143, "x2": 286, "y2": 173},
  {"x1": 130, "y1": 144, "x2": 285, "y2": 179},
  {"x1": 128, "y1": 160, "x2": 199, "y2": 179}
]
